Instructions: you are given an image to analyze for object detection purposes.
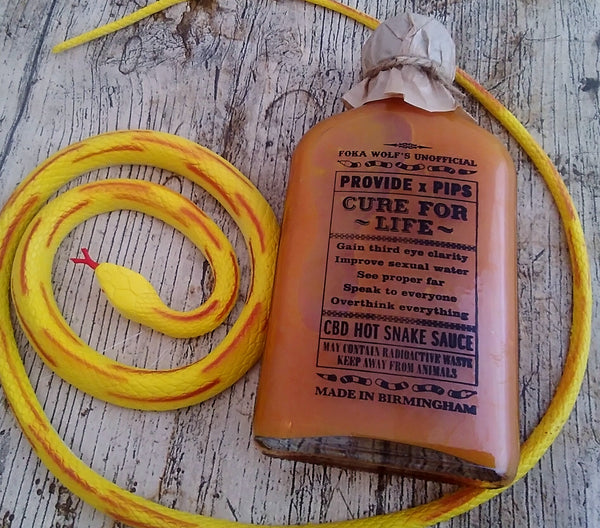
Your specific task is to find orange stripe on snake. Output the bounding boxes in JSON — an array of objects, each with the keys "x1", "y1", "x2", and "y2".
[
  {"x1": 39, "y1": 283, "x2": 85, "y2": 346},
  {"x1": 0, "y1": 195, "x2": 40, "y2": 267},
  {"x1": 41, "y1": 329, "x2": 129, "y2": 381},
  {"x1": 108, "y1": 378, "x2": 223, "y2": 404},
  {"x1": 72, "y1": 144, "x2": 146, "y2": 163},
  {"x1": 17, "y1": 217, "x2": 42, "y2": 294},
  {"x1": 46, "y1": 200, "x2": 91, "y2": 248},
  {"x1": 201, "y1": 302, "x2": 264, "y2": 373}
]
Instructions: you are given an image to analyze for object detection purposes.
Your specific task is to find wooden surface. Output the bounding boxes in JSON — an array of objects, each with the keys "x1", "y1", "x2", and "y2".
[{"x1": 0, "y1": 1, "x2": 598, "y2": 527}]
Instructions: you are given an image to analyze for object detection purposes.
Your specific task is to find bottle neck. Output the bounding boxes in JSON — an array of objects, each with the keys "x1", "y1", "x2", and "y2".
[{"x1": 359, "y1": 96, "x2": 463, "y2": 118}]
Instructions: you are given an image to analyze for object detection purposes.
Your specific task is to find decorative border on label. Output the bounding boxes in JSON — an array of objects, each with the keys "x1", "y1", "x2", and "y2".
[
  {"x1": 329, "y1": 233, "x2": 476, "y2": 252},
  {"x1": 321, "y1": 310, "x2": 477, "y2": 333}
]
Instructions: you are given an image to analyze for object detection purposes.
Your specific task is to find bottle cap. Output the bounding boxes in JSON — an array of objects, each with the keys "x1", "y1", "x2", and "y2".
[{"x1": 343, "y1": 13, "x2": 458, "y2": 112}]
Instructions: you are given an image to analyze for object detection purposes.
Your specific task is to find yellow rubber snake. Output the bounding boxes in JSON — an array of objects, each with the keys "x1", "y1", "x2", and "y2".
[{"x1": 0, "y1": 1, "x2": 592, "y2": 527}]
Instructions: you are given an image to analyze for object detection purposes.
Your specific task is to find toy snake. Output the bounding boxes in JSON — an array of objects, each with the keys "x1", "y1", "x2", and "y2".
[
  {"x1": 0, "y1": 1, "x2": 592, "y2": 527},
  {"x1": 10, "y1": 155, "x2": 277, "y2": 410}
]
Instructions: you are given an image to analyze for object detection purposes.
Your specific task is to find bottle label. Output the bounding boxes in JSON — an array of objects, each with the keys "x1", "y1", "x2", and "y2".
[{"x1": 317, "y1": 148, "x2": 479, "y2": 405}]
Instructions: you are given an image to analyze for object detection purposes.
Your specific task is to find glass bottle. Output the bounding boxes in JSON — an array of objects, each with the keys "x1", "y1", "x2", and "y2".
[{"x1": 253, "y1": 13, "x2": 519, "y2": 487}]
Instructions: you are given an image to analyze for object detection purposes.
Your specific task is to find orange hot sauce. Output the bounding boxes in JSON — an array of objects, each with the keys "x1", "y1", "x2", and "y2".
[{"x1": 253, "y1": 14, "x2": 519, "y2": 487}]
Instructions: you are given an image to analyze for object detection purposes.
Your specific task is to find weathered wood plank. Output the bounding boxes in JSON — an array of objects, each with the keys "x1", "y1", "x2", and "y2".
[{"x1": 0, "y1": 1, "x2": 598, "y2": 527}]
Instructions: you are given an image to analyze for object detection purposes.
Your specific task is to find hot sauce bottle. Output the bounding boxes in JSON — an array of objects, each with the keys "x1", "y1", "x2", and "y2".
[{"x1": 253, "y1": 13, "x2": 519, "y2": 487}]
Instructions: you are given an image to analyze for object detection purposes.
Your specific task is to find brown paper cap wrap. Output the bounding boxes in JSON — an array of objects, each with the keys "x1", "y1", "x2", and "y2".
[{"x1": 342, "y1": 13, "x2": 457, "y2": 112}]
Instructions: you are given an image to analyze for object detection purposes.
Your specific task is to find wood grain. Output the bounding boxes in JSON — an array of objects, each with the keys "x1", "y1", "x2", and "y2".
[{"x1": 0, "y1": 0, "x2": 598, "y2": 527}]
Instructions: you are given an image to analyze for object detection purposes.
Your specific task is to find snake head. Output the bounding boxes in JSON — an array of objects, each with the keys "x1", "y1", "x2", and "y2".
[
  {"x1": 72, "y1": 248, "x2": 167, "y2": 329},
  {"x1": 71, "y1": 247, "x2": 238, "y2": 338},
  {"x1": 94, "y1": 262, "x2": 167, "y2": 326}
]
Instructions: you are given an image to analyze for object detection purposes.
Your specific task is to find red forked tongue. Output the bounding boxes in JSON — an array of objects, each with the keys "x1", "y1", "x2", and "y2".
[{"x1": 71, "y1": 248, "x2": 99, "y2": 270}]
